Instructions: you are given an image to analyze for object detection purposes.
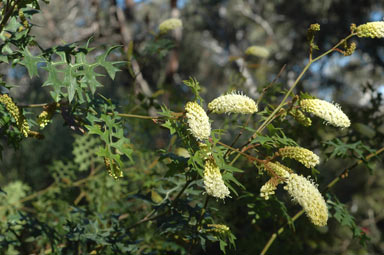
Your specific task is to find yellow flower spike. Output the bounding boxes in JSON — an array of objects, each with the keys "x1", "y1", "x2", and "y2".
[
  {"x1": 158, "y1": 18, "x2": 182, "y2": 34},
  {"x1": 208, "y1": 91, "x2": 258, "y2": 114},
  {"x1": 264, "y1": 161, "x2": 291, "y2": 179},
  {"x1": 284, "y1": 173, "x2": 328, "y2": 226},
  {"x1": 260, "y1": 177, "x2": 280, "y2": 200},
  {"x1": 289, "y1": 108, "x2": 312, "y2": 127},
  {"x1": 0, "y1": 94, "x2": 30, "y2": 137},
  {"x1": 185, "y1": 102, "x2": 211, "y2": 141},
  {"x1": 104, "y1": 157, "x2": 123, "y2": 179},
  {"x1": 37, "y1": 103, "x2": 58, "y2": 129},
  {"x1": 245, "y1": 45, "x2": 270, "y2": 58},
  {"x1": 203, "y1": 158, "x2": 230, "y2": 199},
  {"x1": 206, "y1": 224, "x2": 230, "y2": 234},
  {"x1": 279, "y1": 146, "x2": 320, "y2": 168},
  {"x1": 300, "y1": 99, "x2": 351, "y2": 128},
  {"x1": 356, "y1": 21, "x2": 384, "y2": 38}
]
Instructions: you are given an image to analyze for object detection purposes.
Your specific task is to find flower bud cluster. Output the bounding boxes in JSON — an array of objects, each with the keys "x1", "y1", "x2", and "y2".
[
  {"x1": 158, "y1": 18, "x2": 182, "y2": 34},
  {"x1": 104, "y1": 157, "x2": 123, "y2": 179},
  {"x1": 300, "y1": 99, "x2": 350, "y2": 128},
  {"x1": 279, "y1": 146, "x2": 320, "y2": 168},
  {"x1": 284, "y1": 173, "x2": 328, "y2": 226},
  {"x1": 0, "y1": 94, "x2": 30, "y2": 137},
  {"x1": 264, "y1": 161, "x2": 291, "y2": 179},
  {"x1": 260, "y1": 178, "x2": 279, "y2": 200},
  {"x1": 203, "y1": 158, "x2": 230, "y2": 199},
  {"x1": 356, "y1": 21, "x2": 384, "y2": 38},
  {"x1": 185, "y1": 102, "x2": 211, "y2": 140},
  {"x1": 37, "y1": 103, "x2": 58, "y2": 129},
  {"x1": 208, "y1": 91, "x2": 258, "y2": 114},
  {"x1": 206, "y1": 224, "x2": 230, "y2": 234},
  {"x1": 289, "y1": 108, "x2": 312, "y2": 127}
]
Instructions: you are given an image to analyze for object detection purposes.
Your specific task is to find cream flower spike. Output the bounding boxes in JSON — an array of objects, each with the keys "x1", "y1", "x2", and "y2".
[
  {"x1": 356, "y1": 21, "x2": 384, "y2": 38},
  {"x1": 185, "y1": 101, "x2": 211, "y2": 141},
  {"x1": 245, "y1": 45, "x2": 270, "y2": 58},
  {"x1": 208, "y1": 91, "x2": 258, "y2": 114},
  {"x1": 158, "y1": 18, "x2": 182, "y2": 34},
  {"x1": 284, "y1": 173, "x2": 328, "y2": 226},
  {"x1": 300, "y1": 99, "x2": 351, "y2": 128},
  {"x1": 203, "y1": 158, "x2": 230, "y2": 199},
  {"x1": 279, "y1": 146, "x2": 320, "y2": 168}
]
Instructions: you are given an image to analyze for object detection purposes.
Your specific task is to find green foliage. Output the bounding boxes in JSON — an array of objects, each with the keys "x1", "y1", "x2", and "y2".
[
  {"x1": 0, "y1": 1, "x2": 383, "y2": 254},
  {"x1": 327, "y1": 194, "x2": 369, "y2": 245}
]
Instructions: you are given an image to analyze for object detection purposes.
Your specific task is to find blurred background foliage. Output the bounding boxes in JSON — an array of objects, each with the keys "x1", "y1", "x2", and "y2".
[{"x1": 1, "y1": 0, "x2": 384, "y2": 254}]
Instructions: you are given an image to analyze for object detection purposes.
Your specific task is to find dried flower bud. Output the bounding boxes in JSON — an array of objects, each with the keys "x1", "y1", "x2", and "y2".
[
  {"x1": 356, "y1": 21, "x2": 384, "y2": 38},
  {"x1": 206, "y1": 224, "x2": 230, "y2": 234},
  {"x1": 284, "y1": 173, "x2": 328, "y2": 226},
  {"x1": 203, "y1": 158, "x2": 230, "y2": 199},
  {"x1": 279, "y1": 146, "x2": 320, "y2": 168},
  {"x1": 300, "y1": 99, "x2": 350, "y2": 128},
  {"x1": 0, "y1": 94, "x2": 30, "y2": 137},
  {"x1": 158, "y1": 18, "x2": 182, "y2": 34},
  {"x1": 208, "y1": 91, "x2": 258, "y2": 114},
  {"x1": 185, "y1": 102, "x2": 211, "y2": 140},
  {"x1": 104, "y1": 157, "x2": 123, "y2": 179},
  {"x1": 245, "y1": 46, "x2": 270, "y2": 58}
]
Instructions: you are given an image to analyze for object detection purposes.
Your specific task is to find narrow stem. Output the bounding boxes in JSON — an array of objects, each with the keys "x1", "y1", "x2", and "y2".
[
  {"x1": 19, "y1": 103, "x2": 50, "y2": 108},
  {"x1": 113, "y1": 112, "x2": 159, "y2": 120},
  {"x1": 126, "y1": 179, "x2": 193, "y2": 229}
]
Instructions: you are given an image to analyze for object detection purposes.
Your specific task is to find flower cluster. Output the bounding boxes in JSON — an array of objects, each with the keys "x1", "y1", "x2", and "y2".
[
  {"x1": 245, "y1": 45, "x2": 270, "y2": 58},
  {"x1": 104, "y1": 157, "x2": 123, "y2": 179},
  {"x1": 158, "y1": 18, "x2": 182, "y2": 34},
  {"x1": 0, "y1": 94, "x2": 30, "y2": 137},
  {"x1": 185, "y1": 102, "x2": 211, "y2": 140},
  {"x1": 260, "y1": 178, "x2": 279, "y2": 200},
  {"x1": 203, "y1": 158, "x2": 230, "y2": 199},
  {"x1": 279, "y1": 146, "x2": 320, "y2": 168},
  {"x1": 206, "y1": 224, "x2": 230, "y2": 234},
  {"x1": 208, "y1": 91, "x2": 258, "y2": 114},
  {"x1": 356, "y1": 21, "x2": 384, "y2": 38},
  {"x1": 289, "y1": 108, "x2": 312, "y2": 127},
  {"x1": 300, "y1": 99, "x2": 350, "y2": 128},
  {"x1": 37, "y1": 103, "x2": 58, "y2": 129},
  {"x1": 264, "y1": 161, "x2": 291, "y2": 179},
  {"x1": 284, "y1": 173, "x2": 328, "y2": 226}
]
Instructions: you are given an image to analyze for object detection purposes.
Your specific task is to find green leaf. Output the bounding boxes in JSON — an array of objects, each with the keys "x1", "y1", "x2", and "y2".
[
  {"x1": 96, "y1": 45, "x2": 123, "y2": 79},
  {"x1": 19, "y1": 47, "x2": 43, "y2": 78}
]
